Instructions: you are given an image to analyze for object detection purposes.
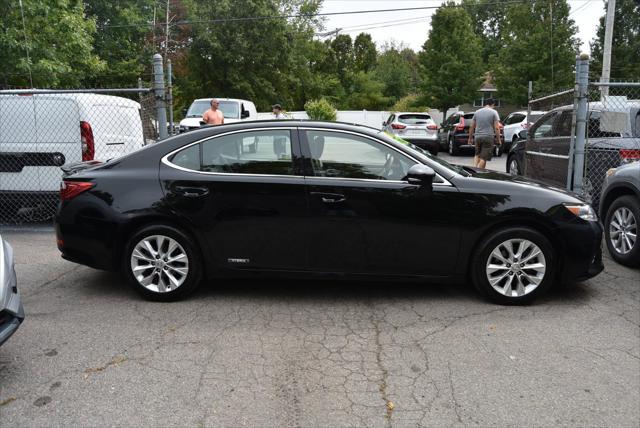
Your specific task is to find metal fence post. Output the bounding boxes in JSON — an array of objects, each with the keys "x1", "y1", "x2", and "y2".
[
  {"x1": 572, "y1": 53, "x2": 590, "y2": 194},
  {"x1": 167, "y1": 59, "x2": 174, "y2": 136},
  {"x1": 153, "y1": 54, "x2": 168, "y2": 141}
]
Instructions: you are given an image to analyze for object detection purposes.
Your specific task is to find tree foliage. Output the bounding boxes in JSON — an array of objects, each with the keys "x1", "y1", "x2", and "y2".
[
  {"x1": 590, "y1": 0, "x2": 640, "y2": 81},
  {"x1": 374, "y1": 42, "x2": 415, "y2": 103},
  {"x1": 305, "y1": 97, "x2": 337, "y2": 120},
  {"x1": 353, "y1": 33, "x2": 377, "y2": 72},
  {"x1": 0, "y1": 0, "x2": 104, "y2": 87},
  {"x1": 418, "y1": 3, "x2": 484, "y2": 120},
  {"x1": 493, "y1": 0, "x2": 579, "y2": 104}
]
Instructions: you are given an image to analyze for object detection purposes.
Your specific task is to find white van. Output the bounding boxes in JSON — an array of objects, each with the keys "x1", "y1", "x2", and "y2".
[
  {"x1": 0, "y1": 92, "x2": 144, "y2": 194},
  {"x1": 179, "y1": 98, "x2": 258, "y2": 132}
]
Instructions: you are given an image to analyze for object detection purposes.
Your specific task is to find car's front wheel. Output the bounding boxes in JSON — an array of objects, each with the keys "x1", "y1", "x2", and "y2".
[
  {"x1": 124, "y1": 225, "x2": 203, "y2": 301},
  {"x1": 507, "y1": 155, "x2": 521, "y2": 175},
  {"x1": 471, "y1": 227, "x2": 555, "y2": 305},
  {"x1": 604, "y1": 195, "x2": 640, "y2": 267}
]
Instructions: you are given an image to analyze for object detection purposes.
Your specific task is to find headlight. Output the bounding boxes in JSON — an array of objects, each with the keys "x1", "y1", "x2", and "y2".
[
  {"x1": 606, "y1": 168, "x2": 617, "y2": 177},
  {"x1": 564, "y1": 204, "x2": 598, "y2": 221}
]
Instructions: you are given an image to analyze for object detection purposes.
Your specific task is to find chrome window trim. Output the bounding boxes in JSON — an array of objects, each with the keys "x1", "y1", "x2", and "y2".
[
  {"x1": 161, "y1": 126, "x2": 452, "y2": 186},
  {"x1": 525, "y1": 151, "x2": 570, "y2": 160},
  {"x1": 299, "y1": 127, "x2": 452, "y2": 186}
]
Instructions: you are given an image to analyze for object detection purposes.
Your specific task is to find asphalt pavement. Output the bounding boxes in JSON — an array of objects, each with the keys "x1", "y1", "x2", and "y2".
[{"x1": 1, "y1": 152, "x2": 638, "y2": 427}]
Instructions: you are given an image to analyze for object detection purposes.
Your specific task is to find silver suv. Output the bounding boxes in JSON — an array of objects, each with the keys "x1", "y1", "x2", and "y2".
[
  {"x1": 599, "y1": 161, "x2": 640, "y2": 267},
  {"x1": 382, "y1": 112, "x2": 439, "y2": 156}
]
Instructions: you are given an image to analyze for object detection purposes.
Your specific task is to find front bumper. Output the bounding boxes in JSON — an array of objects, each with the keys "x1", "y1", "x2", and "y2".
[
  {"x1": 0, "y1": 304, "x2": 25, "y2": 346},
  {"x1": 1, "y1": 238, "x2": 25, "y2": 346},
  {"x1": 558, "y1": 219, "x2": 604, "y2": 282}
]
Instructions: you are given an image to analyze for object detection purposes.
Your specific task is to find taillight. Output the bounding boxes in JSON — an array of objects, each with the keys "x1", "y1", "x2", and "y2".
[
  {"x1": 427, "y1": 124, "x2": 437, "y2": 130},
  {"x1": 620, "y1": 149, "x2": 640, "y2": 162},
  {"x1": 80, "y1": 121, "x2": 95, "y2": 161},
  {"x1": 60, "y1": 180, "x2": 94, "y2": 201},
  {"x1": 455, "y1": 117, "x2": 465, "y2": 131},
  {"x1": 391, "y1": 123, "x2": 406, "y2": 130}
]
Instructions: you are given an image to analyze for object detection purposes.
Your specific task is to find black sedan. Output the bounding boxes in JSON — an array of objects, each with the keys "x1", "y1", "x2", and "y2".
[{"x1": 55, "y1": 120, "x2": 604, "y2": 305}]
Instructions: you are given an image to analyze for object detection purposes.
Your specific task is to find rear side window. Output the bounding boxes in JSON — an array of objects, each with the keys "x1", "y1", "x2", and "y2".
[
  {"x1": 398, "y1": 114, "x2": 431, "y2": 125},
  {"x1": 463, "y1": 113, "x2": 475, "y2": 121},
  {"x1": 169, "y1": 130, "x2": 295, "y2": 176},
  {"x1": 507, "y1": 114, "x2": 525, "y2": 125},
  {"x1": 587, "y1": 111, "x2": 622, "y2": 138}
]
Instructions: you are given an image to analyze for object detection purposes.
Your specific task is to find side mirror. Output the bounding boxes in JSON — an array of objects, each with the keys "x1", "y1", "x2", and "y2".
[
  {"x1": 517, "y1": 129, "x2": 528, "y2": 140},
  {"x1": 241, "y1": 110, "x2": 250, "y2": 119},
  {"x1": 382, "y1": 121, "x2": 387, "y2": 127},
  {"x1": 406, "y1": 164, "x2": 436, "y2": 186},
  {"x1": 182, "y1": 108, "x2": 188, "y2": 116}
]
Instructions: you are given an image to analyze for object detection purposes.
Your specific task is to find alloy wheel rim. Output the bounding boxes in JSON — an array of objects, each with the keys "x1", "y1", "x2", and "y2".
[
  {"x1": 509, "y1": 159, "x2": 519, "y2": 175},
  {"x1": 486, "y1": 239, "x2": 546, "y2": 298},
  {"x1": 449, "y1": 140, "x2": 453, "y2": 154},
  {"x1": 609, "y1": 207, "x2": 637, "y2": 255},
  {"x1": 130, "y1": 235, "x2": 189, "y2": 293}
]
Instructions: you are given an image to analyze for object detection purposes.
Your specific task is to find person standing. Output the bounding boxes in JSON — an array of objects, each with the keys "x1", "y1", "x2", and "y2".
[
  {"x1": 202, "y1": 99, "x2": 225, "y2": 125},
  {"x1": 468, "y1": 98, "x2": 501, "y2": 169},
  {"x1": 272, "y1": 104, "x2": 287, "y2": 119}
]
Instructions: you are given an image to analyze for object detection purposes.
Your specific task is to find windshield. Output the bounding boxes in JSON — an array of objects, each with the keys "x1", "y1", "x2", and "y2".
[
  {"x1": 398, "y1": 114, "x2": 431, "y2": 125},
  {"x1": 186, "y1": 100, "x2": 240, "y2": 119},
  {"x1": 377, "y1": 131, "x2": 470, "y2": 176}
]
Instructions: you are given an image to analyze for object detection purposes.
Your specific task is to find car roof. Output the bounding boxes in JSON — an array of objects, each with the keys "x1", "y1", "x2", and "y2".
[
  {"x1": 509, "y1": 110, "x2": 546, "y2": 115},
  {"x1": 394, "y1": 112, "x2": 432, "y2": 116},
  {"x1": 193, "y1": 98, "x2": 251, "y2": 103}
]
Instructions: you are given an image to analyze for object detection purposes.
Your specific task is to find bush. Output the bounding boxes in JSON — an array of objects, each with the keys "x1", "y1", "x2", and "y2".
[
  {"x1": 304, "y1": 98, "x2": 337, "y2": 121},
  {"x1": 391, "y1": 94, "x2": 429, "y2": 113}
]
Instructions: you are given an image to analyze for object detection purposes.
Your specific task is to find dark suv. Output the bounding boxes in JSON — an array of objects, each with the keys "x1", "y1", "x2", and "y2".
[
  {"x1": 507, "y1": 102, "x2": 640, "y2": 206},
  {"x1": 438, "y1": 112, "x2": 505, "y2": 156}
]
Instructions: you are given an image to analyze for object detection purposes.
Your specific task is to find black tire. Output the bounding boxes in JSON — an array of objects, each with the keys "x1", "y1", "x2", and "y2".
[
  {"x1": 507, "y1": 155, "x2": 520, "y2": 175},
  {"x1": 471, "y1": 227, "x2": 556, "y2": 305},
  {"x1": 448, "y1": 137, "x2": 459, "y2": 156},
  {"x1": 123, "y1": 224, "x2": 203, "y2": 301},
  {"x1": 604, "y1": 195, "x2": 640, "y2": 267}
]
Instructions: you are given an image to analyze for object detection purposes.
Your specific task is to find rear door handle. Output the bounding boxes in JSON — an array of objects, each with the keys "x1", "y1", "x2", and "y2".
[
  {"x1": 310, "y1": 192, "x2": 346, "y2": 204},
  {"x1": 173, "y1": 185, "x2": 209, "y2": 198}
]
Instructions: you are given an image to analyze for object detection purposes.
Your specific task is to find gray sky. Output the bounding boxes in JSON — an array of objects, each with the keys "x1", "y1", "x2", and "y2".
[{"x1": 320, "y1": 0, "x2": 604, "y2": 53}]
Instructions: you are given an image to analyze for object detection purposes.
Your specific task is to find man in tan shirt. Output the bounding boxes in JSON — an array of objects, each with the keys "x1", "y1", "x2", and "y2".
[{"x1": 202, "y1": 99, "x2": 225, "y2": 125}]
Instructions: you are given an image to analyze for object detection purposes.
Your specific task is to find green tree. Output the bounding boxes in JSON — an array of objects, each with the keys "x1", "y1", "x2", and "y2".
[
  {"x1": 305, "y1": 97, "x2": 337, "y2": 120},
  {"x1": 344, "y1": 71, "x2": 390, "y2": 110},
  {"x1": 461, "y1": 0, "x2": 508, "y2": 64},
  {"x1": 590, "y1": 0, "x2": 640, "y2": 81},
  {"x1": 418, "y1": 3, "x2": 484, "y2": 121},
  {"x1": 181, "y1": 0, "x2": 321, "y2": 111},
  {"x1": 493, "y1": 0, "x2": 579, "y2": 104},
  {"x1": 353, "y1": 33, "x2": 377, "y2": 72},
  {"x1": 375, "y1": 42, "x2": 413, "y2": 103},
  {"x1": 83, "y1": 0, "x2": 156, "y2": 86},
  {"x1": 0, "y1": 0, "x2": 104, "y2": 87},
  {"x1": 330, "y1": 34, "x2": 354, "y2": 87}
]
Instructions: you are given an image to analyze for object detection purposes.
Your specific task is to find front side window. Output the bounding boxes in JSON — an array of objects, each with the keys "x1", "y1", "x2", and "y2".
[
  {"x1": 532, "y1": 112, "x2": 558, "y2": 138},
  {"x1": 169, "y1": 130, "x2": 295, "y2": 176},
  {"x1": 304, "y1": 130, "x2": 416, "y2": 181}
]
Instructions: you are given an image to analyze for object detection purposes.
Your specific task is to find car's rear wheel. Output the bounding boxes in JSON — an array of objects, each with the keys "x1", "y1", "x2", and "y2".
[
  {"x1": 604, "y1": 195, "x2": 640, "y2": 267},
  {"x1": 124, "y1": 225, "x2": 202, "y2": 301},
  {"x1": 448, "y1": 137, "x2": 459, "y2": 156},
  {"x1": 471, "y1": 227, "x2": 555, "y2": 305},
  {"x1": 507, "y1": 155, "x2": 520, "y2": 175}
]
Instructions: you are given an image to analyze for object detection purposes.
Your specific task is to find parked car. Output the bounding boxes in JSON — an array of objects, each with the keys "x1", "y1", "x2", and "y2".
[
  {"x1": 179, "y1": 98, "x2": 258, "y2": 132},
  {"x1": 56, "y1": 120, "x2": 603, "y2": 305},
  {"x1": 0, "y1": 233, "x2": 24, "y2": 346},
  {"x1": 382, "y1": 112, "x2": 439, "y2": 155},
  {"x1": 438, "y1": 111, "x2": 504, "y2": 156},
  {"x1": 506, "y1": 129, "x2": 529, "y2": 176},
  {"x1": 0, "y1": 92, "x2": 145, "y2": 218},
  {"x1": 502, "y1": 110, "x2": 546, "y2": 154},
  {"x1": 514, "y1": 101, "x2": 640, "y2": 206},
  {"x1": 599, "y1": 162, "x2": 640, "y2": 267}
]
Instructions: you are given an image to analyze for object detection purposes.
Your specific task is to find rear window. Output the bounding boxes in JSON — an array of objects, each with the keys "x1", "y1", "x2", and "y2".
[
  {"x1": 463, "y1": 113, "x2": 475, "y2": 120},
  {"x1": 398, "y1": 114, "x2": 431, "y2": 125},
  {"x1": 529, "y1": 114, "x2": 544, "y2": 123}
]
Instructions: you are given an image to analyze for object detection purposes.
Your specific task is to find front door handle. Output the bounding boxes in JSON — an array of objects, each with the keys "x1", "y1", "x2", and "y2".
[
  {"x1": 173, "y1": 185, "x2": 210, "y2": 198},
  {"x1": 310, "y1": 192, "x2": 347, "y2": 204}
]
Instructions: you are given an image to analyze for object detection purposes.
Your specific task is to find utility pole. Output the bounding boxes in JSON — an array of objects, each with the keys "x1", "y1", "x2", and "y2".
[
  {"x1": 600, "y1": 0, "x2": 616, "y2": 98},
  {"x1": 165, "y1": 0, "x2": 170, "y2": 60}
]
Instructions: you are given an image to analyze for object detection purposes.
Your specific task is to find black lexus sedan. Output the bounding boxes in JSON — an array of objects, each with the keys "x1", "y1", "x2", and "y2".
[{"x1": 55, "y1": 120, "x2": 603, "y2": 305}]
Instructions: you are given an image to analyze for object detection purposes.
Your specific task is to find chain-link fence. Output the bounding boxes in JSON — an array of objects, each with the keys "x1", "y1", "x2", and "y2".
[
  {"x1": 583, "y1": 82, "x2": 640, "y2": 206},
  {"x1": 0, "y1": 87, "x2": 157, "y2": 224}
]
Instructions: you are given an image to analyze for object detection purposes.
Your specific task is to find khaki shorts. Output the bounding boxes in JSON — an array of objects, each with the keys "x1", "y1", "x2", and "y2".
[{"x1": 475, "y1": 135, "x2": 495, "y2": 161}]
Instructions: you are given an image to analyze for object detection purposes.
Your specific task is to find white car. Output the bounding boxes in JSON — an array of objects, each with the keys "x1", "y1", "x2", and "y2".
[
  {"x1": 0, "y1": 234, "x2": 24, "y2": 346},
  {"x1": 502, "y1": 110, "x2": 546, "y2": 153},
  {"x1": 179, "y1": 98, "x2": 258, "y2": 132},
  {"x1": 382, "y1": 112, "x2": 439, "y2": 155}
]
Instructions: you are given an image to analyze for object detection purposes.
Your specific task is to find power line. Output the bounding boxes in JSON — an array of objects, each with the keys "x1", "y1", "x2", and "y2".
[{"x1": 99, "y1": 0, "x2": 528, "y2": 29}]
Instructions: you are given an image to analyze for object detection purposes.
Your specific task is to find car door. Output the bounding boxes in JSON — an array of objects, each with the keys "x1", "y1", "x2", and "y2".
[
  {"x1": 159, "y1": 127, "x2": 308, "y2": 271},
  {"x1": 536, "y1": 110, "x2": 573, "y2": 187},
  {"x1": 300, "y1": 128, "x2": 461, "y2": 277},
  {"x1": 524, "y1": 111, "x2": 559, "y2": 182}
]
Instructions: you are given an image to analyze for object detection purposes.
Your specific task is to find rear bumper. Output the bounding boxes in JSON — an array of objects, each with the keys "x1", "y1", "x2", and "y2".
[{"x1": 405, "y1": 138, "x2": 440, "y2": 153}]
